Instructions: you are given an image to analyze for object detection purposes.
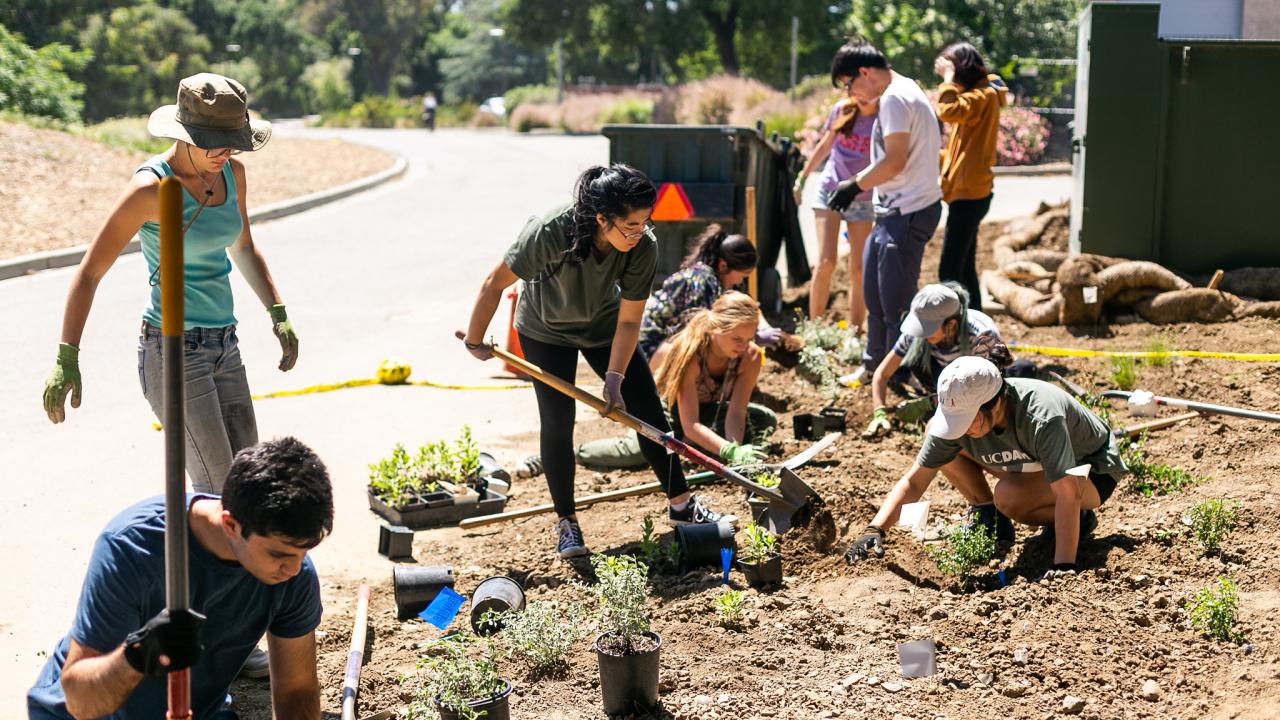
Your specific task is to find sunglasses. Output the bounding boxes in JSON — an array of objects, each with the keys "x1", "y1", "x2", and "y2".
[
  {"x1": 204, "y1": 147, "x2": 243, "y2": 159},
  {"x1": 617, "y1": 221, "x2": 655, "y2": 241}
]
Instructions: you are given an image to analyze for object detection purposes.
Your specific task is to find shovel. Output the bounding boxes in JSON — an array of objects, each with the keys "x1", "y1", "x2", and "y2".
[{"x1": 489, "y1": 345, "x2": 821, "y2": 533}]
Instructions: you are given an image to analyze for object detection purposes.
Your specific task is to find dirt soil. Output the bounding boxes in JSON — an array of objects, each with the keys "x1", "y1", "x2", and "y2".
[
  {"x1": 0, "y1": 120, "x2": 395, "y2": 259},
  {"x1": 232, "y1": 211, "x2": 1280, "y2": 719}
]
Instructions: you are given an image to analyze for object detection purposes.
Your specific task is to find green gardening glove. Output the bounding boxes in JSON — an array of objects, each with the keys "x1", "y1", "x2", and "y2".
[
  {"x1": 895, "y1": 395, "x2": 934, "y2": 425},
  {"x1": 862, "y1": 406, "x2": 892, "y2": 439},
  {"x1": 43, "y1": 343, "x2": 82, "y2": 424},
  {"x1": 268, "y1": 304, "x2": 299, "y2": 372},
  {"x1": 720, "y1": 441, "x2": 764, "y2": 467}
]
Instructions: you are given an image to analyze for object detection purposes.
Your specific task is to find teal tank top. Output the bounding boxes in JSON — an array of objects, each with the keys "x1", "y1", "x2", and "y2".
[{"x1": 137, "y1": 156, "x2": 243, "y2": 330}]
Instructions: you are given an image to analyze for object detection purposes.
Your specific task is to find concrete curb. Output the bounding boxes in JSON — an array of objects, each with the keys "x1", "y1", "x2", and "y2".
[
  {"x1": 992, "y1": 162, "x2": 1071, "y2": 177},
  {"x1": 0, "y1": 154, "x2": 408, "y2": 282}
]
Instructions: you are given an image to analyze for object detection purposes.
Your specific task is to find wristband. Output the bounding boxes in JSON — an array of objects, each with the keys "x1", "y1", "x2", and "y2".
[
  {"x1": 864, "y1": 524, "x2": 885, "y2": 538},
  {"x1": 464, "y1": 340, "x2": 486, "y2": 350}
]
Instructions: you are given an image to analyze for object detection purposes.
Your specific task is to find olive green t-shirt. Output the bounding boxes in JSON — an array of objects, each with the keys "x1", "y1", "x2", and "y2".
[
  {"x1": 504, "y1": 204, "x2": 657, "y2": 348},
  {"x1": 917, "y1": 378, "x2": 1127, "y2": 482}
]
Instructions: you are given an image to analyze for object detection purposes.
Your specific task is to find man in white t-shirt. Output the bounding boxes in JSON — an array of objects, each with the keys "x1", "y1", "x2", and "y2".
[{"x1": 827, "y1": 41, "x2": 943, "y2": 377}]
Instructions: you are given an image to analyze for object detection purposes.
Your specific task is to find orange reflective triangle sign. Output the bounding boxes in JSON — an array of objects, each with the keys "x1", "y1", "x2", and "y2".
[{"x1": 651, "y1": 182, "x2": 693, "y2": 221}]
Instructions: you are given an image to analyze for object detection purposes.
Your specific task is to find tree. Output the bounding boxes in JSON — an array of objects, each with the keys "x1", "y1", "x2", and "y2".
[
  {"x1": 432, "y1": 0, "x2": 544, "y2": 102},
  {"x1": 300, "y1": 0, "x2": 438, "y2": 96},
  {"x1": 0, "y1": 24, "x2": 90, "y2": 121},
  {"x1": 226, "y1": 0, "x2": 319, "y2": 114},
  {"x1": 77, "y1": 3, "x2": 212, "y2": 121}
]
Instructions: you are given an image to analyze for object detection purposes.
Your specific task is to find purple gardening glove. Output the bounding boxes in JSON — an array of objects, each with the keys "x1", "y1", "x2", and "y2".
[
  {"x1": 602, "y1": 370, "x2": 626, "y2": 416},
  {"x1": 754, "y1": 326, "x2": 784, "y2": 349}
]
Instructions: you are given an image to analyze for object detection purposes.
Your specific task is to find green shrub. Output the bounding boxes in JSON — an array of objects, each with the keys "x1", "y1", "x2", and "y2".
[
  {"x1": 1187, "y1": 577, "x2": 1241, "y2": 642},
  {"x1": 0, "y1": 25, "x2": 89, "y2": 122},
  {"x1": 509, "y1": 103, "x2": 554, "y2": 132},
  {"x1": 1145, "y1": 332, "x2": 1173, "y2": 368},
  {"x1": 1186, "y1": 498, "x2": 1239, "y2": 556},
  {"x1": 436, "y1": 101, "x2": 477, "y2": 128},
  {"x1": 761, "y1": 106, "x2": 810, "y2": 142},
  {"x1": 346, "y1": 95, "x2": 418, "y2": 128},
  {"x1": 1109, "y1": 355, "x2": 1139, "y2": 391},
  {"x1": 927, "y1": 524, "x2": 996, "y2": 589},
  {"x1": 80, "y1": 117, "x2": 170, "y2": 155},
  {"x1": 301, "y1": 58, "x2": 353, "y2": 114},
  {"x1": 740, "y1": 522, "x2": 778, "y2": 564},
  {"x1": 590, "y1": 554, "x2": 650, "y2": 653},
  {"x1": 1121, "y1": 437, "x2": 1201, "y2": 496},
  {"x1": 503, "y1": 84, "x2": 556, "y2": 116},
  {"x1": 696, "y1": 90, "x2": 732, "y2": 124},
  {"x1": 714, "y1": 589, "x2": 747, "y2": 626},
  {"x1": 599, "y1": 97, "x2": 654, "y2": 125},
  {"x1": 487, "y1": 601, "x2": 585, "y2": 672},
  {"x1": 367, "y1": 426, "x2": 481, "y2": 506},
  {"x1": 409, "y1": 634, "x2": 504, "y2": 720}
]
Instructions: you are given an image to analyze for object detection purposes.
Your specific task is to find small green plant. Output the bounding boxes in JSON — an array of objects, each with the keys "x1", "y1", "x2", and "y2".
[
  {"x1": 1109, "y1": 355, "x2": 1140, "y2": 391},
  {"x1": 452, "y1": 425, "x2": 482, "y2": 481},
  {"x1": 368, "y1": 425, "x2": 482, "y2": 506},
  {"x1": 368, "y1": 443, "x2": 419, "y2": 507},
  {"x1": 797, "y1": 344, "x2": 838, "y2": 394},
  {"x1": 486, "y1": 601, "x2": 586, "y2": 673},
  {"x1": 1120, "y1": 436, "x2": 1202, "y2": 497},
  {"x1": 408, "y1": 634, "x2": 505, "y2": 720},
  {"x1": 713, "y1": 589, "x2": 747, "y2": 626},
  {"x1": 1186, "y1": 498, "x2": 1239, "y2": 556},
  {"x1": 1075, "y1": 392, "x2": 1113, "y2": 425},
  {"x1": 740, "y1": 522, "x2": 779, "y2": 564},
  {"x1": 1187, "y1": 577, "x2": 1242, "y2": 642},
  {"x1": 1145, "y1": 333, "x2": 1174, "y2": 368},
  {"x1": 590, "y1": 554, "x2": 651, "y2": 654},
  {"x1": 927, "y1": 524, "x2": 996, "y2": 589},
  {"x1": 753, "y1": 469, "x2": 780, "y2": 490}
]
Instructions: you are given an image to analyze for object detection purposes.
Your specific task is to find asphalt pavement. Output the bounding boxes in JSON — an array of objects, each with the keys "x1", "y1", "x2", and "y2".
[{"x1": 0, "y1": 127, "x2": 1069, "y2": 711}]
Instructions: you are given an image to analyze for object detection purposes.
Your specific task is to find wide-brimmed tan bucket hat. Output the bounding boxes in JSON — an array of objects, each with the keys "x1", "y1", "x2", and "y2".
[{"x1": 148, "y1": 73, "x2": 271, "y2": 152}]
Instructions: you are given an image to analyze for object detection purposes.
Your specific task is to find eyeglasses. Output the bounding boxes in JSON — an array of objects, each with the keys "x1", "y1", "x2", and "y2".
[
  {"x1": 841, "y1": 79, "x2": 855, "y2": 91},
  {"x1": 617, "y1": 222, "x2": 655, "y2": 240},
  {"x1": 204, "y1": 147, "x2": 243, "y2": 159}
]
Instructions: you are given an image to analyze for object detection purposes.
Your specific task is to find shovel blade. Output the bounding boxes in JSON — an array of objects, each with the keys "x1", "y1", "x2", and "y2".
[{"x1": 759, "y1": 468, "x2": 820, "y2": 534}]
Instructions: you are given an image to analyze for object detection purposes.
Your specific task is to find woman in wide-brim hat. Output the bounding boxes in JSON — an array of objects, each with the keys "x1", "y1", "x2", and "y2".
[{"x1": 43, "y1": 72, "x2": 299, "y2": 502}]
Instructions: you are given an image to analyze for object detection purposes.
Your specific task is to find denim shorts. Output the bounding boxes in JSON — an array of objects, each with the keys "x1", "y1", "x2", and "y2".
[{"x1": 814, "y1": 186, "x2": 876, "y2": 222}]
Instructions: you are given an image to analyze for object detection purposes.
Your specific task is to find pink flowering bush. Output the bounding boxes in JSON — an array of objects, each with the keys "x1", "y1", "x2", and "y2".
[{"x1": 996, "y1": 105, "x2": 1050, "y2": 166}]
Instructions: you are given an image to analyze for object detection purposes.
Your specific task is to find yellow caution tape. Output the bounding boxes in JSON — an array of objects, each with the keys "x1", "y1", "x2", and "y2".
[
  {"x1": 1009, "y1": 342, "x2": 1280, "y2": 362},
  {"x1": 252, "y1": 376, "x2": 528, "y2": 400}
]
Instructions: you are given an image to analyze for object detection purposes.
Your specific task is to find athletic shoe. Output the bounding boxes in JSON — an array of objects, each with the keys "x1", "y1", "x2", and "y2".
[
  {"x1": 668, "y1": 494, "x2": 738, "y2": 526},
  {"x1": 1030, "y1": 509, "x2": 1097, "y2": 545},
  {"x1": 238, "y1": 647, "x2": 269, "y2": 680},
  {"x1": 514, "y1": 454, "x2": 544, "y2": 479},
  {"x1": 556, "y1": 518, "x2": 590, "y2": 559},
  {"x1": 964, "y1": 504, "x2": 1016, "y2": 543}
]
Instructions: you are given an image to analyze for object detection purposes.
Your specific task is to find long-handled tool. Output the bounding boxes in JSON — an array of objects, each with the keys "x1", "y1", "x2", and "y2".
[
  {"x1": 490, "y1": 345, "x2": 822, "y2": 533},
  {"x1": 1048, "y1": 371, "x2": 1203, "y2": 436},
  {"x1": 460, "y1": 433, "x2": 839, "y2": 530},
  {"x1": 159, "y1": 177, "x2": 192, "y2": 720},
  {"x1": 1101, "y1": 390, "x2": 1280, "y2": 423},
  {"x1": 341, "y1": 584, "x2": 372, "y2": 720}
]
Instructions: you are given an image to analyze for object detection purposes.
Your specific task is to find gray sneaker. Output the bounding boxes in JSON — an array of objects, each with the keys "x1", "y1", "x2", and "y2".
[
  {"x1": 238, "y1": 647, "x2": 269, "y2": 680},
  {"x1": 667, "y1": 494, "x2": 737, "y2": 526}
]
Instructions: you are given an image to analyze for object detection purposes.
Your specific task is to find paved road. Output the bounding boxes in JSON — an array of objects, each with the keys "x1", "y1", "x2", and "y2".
[{"x1": 0, "y1": 127, "x2": 1069, "y2": 711}]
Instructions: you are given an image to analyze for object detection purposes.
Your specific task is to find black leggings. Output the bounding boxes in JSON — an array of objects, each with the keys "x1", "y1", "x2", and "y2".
[
  {"x1": 938, "y1": 194, "x2": 992, "y2": 310},
  {"x1": 519, "y1": 333, "x2": 688, "y2": 518}
]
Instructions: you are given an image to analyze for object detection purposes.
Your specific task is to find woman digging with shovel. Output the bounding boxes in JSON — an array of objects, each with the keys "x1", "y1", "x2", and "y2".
[
  {"x1": 846, "y1": 350, "x2": 1128, "y2": 578},
  {"x1": 459, "y1": 164, "x2": 733, "y2": 560}
]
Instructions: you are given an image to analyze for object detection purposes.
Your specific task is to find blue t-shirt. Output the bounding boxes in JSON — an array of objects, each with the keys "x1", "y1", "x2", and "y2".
[{"x1": 28, "y1": 495, "x2": 322, "y2": 720}]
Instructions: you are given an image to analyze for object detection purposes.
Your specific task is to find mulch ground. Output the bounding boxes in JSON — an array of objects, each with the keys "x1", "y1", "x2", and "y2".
[
  {"x1": 228, "y1": 210, "x2": 1280, "y2": 720},
  {"x1": 0, "y1": 120, "x2": 395, "y2": 259}
]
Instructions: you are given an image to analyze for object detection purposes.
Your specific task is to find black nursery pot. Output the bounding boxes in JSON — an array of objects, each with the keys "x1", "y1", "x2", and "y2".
[
  {"x1": 738, "y1": 553, "x2": 783, "y2": 588},
  {"x1": 470, "y1": 576, "x2": 526, "y2": 635},
  {"x1": 435, "y1": 679, "x2": 513, "y2": 720},
  {"x1": 675, "y1": 522, "x2": 736, "y2": 573},
  {"x1": 595, "y1": 632, "x2": 662, "y2": 716},
  {"x1": 746, "y1": 494, "x2": 770, "y2": 524},
  {"x1": 392, "y1": 565, "x2": 455, "y2": 621}
]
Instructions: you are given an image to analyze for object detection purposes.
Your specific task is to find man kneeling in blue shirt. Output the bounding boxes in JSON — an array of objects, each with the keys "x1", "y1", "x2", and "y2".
[{"x1": 28, "y1": 437, "x2": 333, "y2": 720}]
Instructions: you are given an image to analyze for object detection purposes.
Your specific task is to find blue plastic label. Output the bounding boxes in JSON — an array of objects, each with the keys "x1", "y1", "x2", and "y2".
[
  {"x1": 419, "y1": 587, "x2": 465, "y2": 629},
  {"x1": 721, "y1": 547, "x2": 734, "y2": 584},
  {"x1": 996, "y1": 570, "x2": 1008, "y2": 587}
]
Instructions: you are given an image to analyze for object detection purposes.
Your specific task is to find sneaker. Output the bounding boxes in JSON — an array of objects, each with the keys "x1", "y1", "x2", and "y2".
[
  {"x1": 667, "y1": 494, "x2": 738, "y2": 526},
  {"x1": 1030, "y1": 509, "x2": 1097, "y2": 545},
  {"x1": 556, "y1": 518, "x2": 590, "y2": 559},
  {"x1": 964, "y1": 504, "x2": 1015, "y2": 543},
  {"x1": 514, "y1": 454, "x2": 544, "y2": 479},
  {"x1": 238, "y1": 647, "x2": 269, "y2": 680}
]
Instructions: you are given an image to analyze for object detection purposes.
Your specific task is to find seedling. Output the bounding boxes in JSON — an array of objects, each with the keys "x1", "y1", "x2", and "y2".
[
  {"x1": 740, "y1": 522, "x2": 779, "y2": 564},
  {"x1": 1187, "y1": 577, "x2": 1242, "y2": 642},
  {"x1": 714, "y1": 589, "x2": 747, "y2": 626},
  {"x1": 1121, "y1": 436, "x2": 1202, "y2": 497},
  {"x1": 1146, "y1": 333, "x2": 1173, "y2": 368},
  {"x1": 636, "y1": 514, "x2": 660, "y2": 565},
  {"x1": 1075, "y1": 392, "x2": 1113, "y2": 425},
  {"x1": 590, "y1": 554, "x2": 651, "y2": 654},
  {"x1": 797, "y1": 344, "x2": 838, "y2": 394},
  {"x1": 927, "y1": 524, "x2": 996, "y2": 590},
  {"x1": 408, "y1": 633, "x2": 505, "y2": 720},
  {"x1": 485, "y1": 601, "x2": 586, "y2": 673},
  {"x1": 1186, "y1": 498, "x2": 1239, "y2": 556},
  {"x1": 368, "y1": 443, "x2": 425, "y2": 507},
  {"x1": 1109, "y1": 355, "x2": 1139, "y2": 391},
  {"x1": 753, "y1": 469, "x2": 781, "y2": 490},
  {"x1": 367, "y1": 425, "x2": 483, "y2": 506}
]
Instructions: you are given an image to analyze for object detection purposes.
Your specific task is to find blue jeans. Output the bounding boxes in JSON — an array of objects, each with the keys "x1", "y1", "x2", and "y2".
[
  {"x1": 862, "y1": 201, "x2": 943, "y2": 372},
  {"x1": 138, "y1": 323, "x2": 258, "y2": 493}
]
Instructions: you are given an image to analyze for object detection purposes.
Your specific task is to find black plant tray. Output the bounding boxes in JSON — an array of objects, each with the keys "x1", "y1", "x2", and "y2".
[{"x1": 368, "y1": 489, "x2": 508, "y2": 529}]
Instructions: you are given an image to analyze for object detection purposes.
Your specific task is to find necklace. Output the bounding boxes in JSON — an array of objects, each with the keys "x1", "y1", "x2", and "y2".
[{"x1": 147, "y1": 146, "x2": 219, "y2": 287}]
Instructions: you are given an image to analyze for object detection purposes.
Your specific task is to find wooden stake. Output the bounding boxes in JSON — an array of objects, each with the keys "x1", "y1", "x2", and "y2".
[
  {"x1": 1207, "y1": 269, "x2": 1224, "y2": 290},
  {"x1": 745, "y1": 185, "x2": 758, "y2": 299}
]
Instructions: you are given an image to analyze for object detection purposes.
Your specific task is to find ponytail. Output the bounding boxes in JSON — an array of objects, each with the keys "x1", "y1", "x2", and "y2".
[
  {"x1": 682, "y1": 223, "x2": 757, "y2": 272},
  {"x1": 654, "y1": 291, "x2": 760, "y2": 408}
]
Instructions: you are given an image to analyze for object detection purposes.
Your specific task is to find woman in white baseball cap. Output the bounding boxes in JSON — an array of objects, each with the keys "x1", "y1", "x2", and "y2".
[
  {"x1": 863, "y1": 282, "x2": 1003, "y2": 438},
  {"x1": 846, "y1": 348, "x2": 1128, "y2": 579}
]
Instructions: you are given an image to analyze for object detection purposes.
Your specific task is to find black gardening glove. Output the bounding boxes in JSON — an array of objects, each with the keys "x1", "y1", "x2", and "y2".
[
  {"x1": 123, "y1": 608, "x2": 206, "y2": 676},
  {"x1": 828, "y1": 178, "x2": 864, "y2": 213},
  {"x1": 844, "y1": 524, "x2": 886, "y2": 564}
]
